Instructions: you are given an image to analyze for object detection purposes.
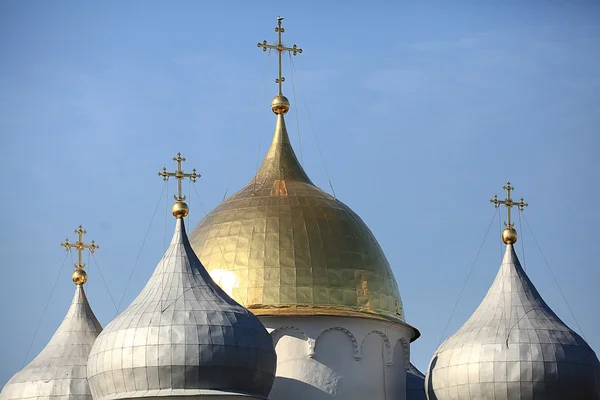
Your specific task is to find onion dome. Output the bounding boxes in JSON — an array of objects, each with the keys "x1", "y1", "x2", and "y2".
[
  {"x1": 188, "y1": 101, "x2": 414, "y2": 326},
  {"x1": 189, "y1": 18, "x2": 417, "y2": 331},
  {"x1": 425, "y1": 184, "x2": 600, "y2": 399},
  {"x1": 189, "y1": 110, "x2": 418, "y2": 331},
  {"x1": 87, "y1": 155, "x2": 276, "y2": 400},
  {"x1": 407, "y1": 363, "x2": 426, "y2": 400},
  {"x1": 1, "y1": 227, "x2": 102, "y2": 400}
]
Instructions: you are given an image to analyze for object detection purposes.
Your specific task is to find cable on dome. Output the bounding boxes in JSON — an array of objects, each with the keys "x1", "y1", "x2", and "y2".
[
  {"x1": 90, "y1": 253, "x2": 118, "y2": 313},
  {"x1": 21, "y1": 251, "x2": 69, "y2": 368},
  {"x1": 223, "y1": 50, "x2": 271, "y2": 201},
  {"x1": 188, "y1": 178, "x2": 192, "y2": 223},
  {"x1": 192, "y1": 180, "x2": 208, "y2": 216},
  {"x1": 252, "y1": 50, "x2": 272, "y2": 194},
  {"x1": 289, "y1": 52, "x2": 304, "y2": 164},
  {"x1": 86, "y1": 250, "x2": 91, "y2": 296},
  {"x1": 498, "y1": 206, "x2": 503, "y2": 260},
  {"x1": 159, "y1": 179, "x2": 170, "y2": 312},
  {"x1": 157, "y1": 184, "x2": 236, "y2": 313},
  {"x1": 521, "y1": 212, "x2": 587, "y2": 341},
  {"x1": 505, "y1": 307, "x2": 540, "y2": 348},
  {"x1": 289, "y1": 56, "x2": 336, "y2": 198},
  {"x1": 436, "y1": 208, "x2": 498, "y2": 347},
  {"x1": 69, "y1": 245, "x2": 76, "y2": 270},
  {"x1": 518, "y1": 209, "x2": 526, "y2": 271},
  {"x1": 117, "y1": 181, "x2": 168, "y2": 313},
  {"x1": 164, "y1": 179, "x2": 169, "y2": 253}
]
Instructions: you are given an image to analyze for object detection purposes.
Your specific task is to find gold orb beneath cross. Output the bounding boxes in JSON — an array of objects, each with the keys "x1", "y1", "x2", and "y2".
[
  {"x1": 271, "y1": 95, "x2": 290, "y2": 115},
  {"x1": 172, "y1": 201, "x2": 189, "y2": 218},
  {"x1": 72, "y1": 269, "x2": 87, "y2": 285},
  {"x1": 502, "y1": 227, "x2": 518, "y2": 244}
]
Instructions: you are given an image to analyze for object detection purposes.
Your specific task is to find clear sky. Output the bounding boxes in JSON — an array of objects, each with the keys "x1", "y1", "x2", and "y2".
[{"x1": 1, "y1": 0, "x2": 599, "y2": 384}]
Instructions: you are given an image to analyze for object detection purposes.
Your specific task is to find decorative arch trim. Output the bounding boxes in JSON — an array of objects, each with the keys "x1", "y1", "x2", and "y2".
[
  {"x1": 360, "y1": 330, "x2": 393, "y2": 366},
  {"x1": 315, "y1": 326, "x2": 361, "y2": 360},
  {"x1": 396, "y1": 337, "x2": 410, "y2": 371},
  {"x1": 269, "y1": 325, "x2": 314, "y2": 357}
]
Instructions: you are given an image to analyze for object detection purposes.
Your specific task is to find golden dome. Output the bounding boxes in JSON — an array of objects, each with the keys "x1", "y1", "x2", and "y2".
[{"x1": 189, "y1": 111, "x2": 411, "y2": 326}]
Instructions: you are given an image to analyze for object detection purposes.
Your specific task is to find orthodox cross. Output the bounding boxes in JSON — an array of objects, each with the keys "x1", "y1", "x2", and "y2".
[
  {"x1": 490, "y1": 181, "x2": 528, "y2": 228},
  {"x1": 257, "y1": 16, "x2": 303, "y2": 95},
  {"x1": 158, "y1": 152, "x2": 200, "y2": 201},
  {"x1": 61, "y1": 226, "x2": 99, "y2": 270}
]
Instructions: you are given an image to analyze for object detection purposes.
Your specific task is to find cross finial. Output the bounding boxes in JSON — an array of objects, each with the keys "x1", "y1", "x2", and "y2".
[
  {"x1": 60, "y1": 225, "x2": 99, "y2": 285},
  {"x1": 158, "y1": 153, "x2": 200, "y2": 218},
  {"x1": 257, "y1": 16, "x2": 303, "y2": 96},
  {"x1": 490, "y1": 181, "x2": 528, "y2": 244}
]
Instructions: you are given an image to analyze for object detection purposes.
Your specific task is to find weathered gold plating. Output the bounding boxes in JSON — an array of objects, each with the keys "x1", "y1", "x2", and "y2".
[
  {"x1": 490, "y1": 182, "x2": 528, "y2": 244},
  {"x1": 61, "y1": 226, "x2": 99, "y2": 285},
  {"x1": 158, "y1": 152, "x2": 199, "y2": 219}
]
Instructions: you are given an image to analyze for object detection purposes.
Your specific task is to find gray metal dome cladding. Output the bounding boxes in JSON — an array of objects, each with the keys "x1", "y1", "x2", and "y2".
[
  {"x1": 87, "y1": 218, "x2": 277, "y2": 400},
  {"x1": 425, "y1": 244, "x2": 600, "y2": 400},
  {"x1": 407, "y1": 363, "x2": 426, "y2": 400},
  {"x1": 0, "y1": 285, "x2": 102, "y2": 400}
]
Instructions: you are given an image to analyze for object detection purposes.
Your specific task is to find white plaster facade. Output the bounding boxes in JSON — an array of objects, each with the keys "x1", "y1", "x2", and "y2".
[{"x1": 260, "y1": 316, "x2": 414, "y2": 400}]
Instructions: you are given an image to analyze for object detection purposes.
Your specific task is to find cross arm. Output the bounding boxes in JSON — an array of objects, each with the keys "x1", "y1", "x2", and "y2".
[
  {"x1": 61, "y1": 239, "x2": 74, "y2": 250},
  {"x1": 82, "y1": 241, "x2": 99, "y2": 253},
  {"x1": 158, "y1": 168, "x2": 177, "y2": 180},
  {"x1": 257, "y1": 41, "x2": 303, "y2": 55},
  {"x1": 490, "y1": 197, "x2": 528, "y2": 210}
]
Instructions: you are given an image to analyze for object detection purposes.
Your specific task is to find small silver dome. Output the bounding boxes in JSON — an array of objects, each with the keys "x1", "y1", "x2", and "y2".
[
  {"x1": 87, "y1": 218, "x2": 277, "y2": 400},
  {"x1": 425, "y1": 244, "x2": 600, "y2": 399},
  {"x1": 0, "y1": 285, "x2": 102, "y2": 400}
]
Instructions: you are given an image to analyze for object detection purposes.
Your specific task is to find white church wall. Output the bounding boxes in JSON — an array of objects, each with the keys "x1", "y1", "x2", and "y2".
[{"x1": 260, "y1": 315, "x2": 413, "y2": 400}]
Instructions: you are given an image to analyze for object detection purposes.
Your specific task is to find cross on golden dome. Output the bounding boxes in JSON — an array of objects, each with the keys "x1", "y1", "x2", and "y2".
[
  {"x1": 158, "y1": 152, "x2": 200, "y2": 202},
  {"x1": 158, "y1": 152, "x2": 199, "y2": 218},
  {"x1": 257, "y1": 16, "x2": 303, "y2": 97},
  {"x1": 490, "y1": 181, "x2": 528, "y2": 244},
  {"x1": 61, "y1": 226, "x2": 99, "y2": 285}
]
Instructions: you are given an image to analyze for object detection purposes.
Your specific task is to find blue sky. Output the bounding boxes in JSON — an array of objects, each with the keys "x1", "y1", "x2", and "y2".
[{"x1": 1, "y1": 1, "x2": 599, "y2": 383}]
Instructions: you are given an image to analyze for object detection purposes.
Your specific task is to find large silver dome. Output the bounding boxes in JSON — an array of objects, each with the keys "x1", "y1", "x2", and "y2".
[
  {"x1": 0, "y1": 285, "x2": 102, "y2": 400},
  {"x1": 87, "y1": 218, "x2": 277, "y2": 400},
  {"x1": 425, "y1": 244, "x2": 600, "y2": 399}
]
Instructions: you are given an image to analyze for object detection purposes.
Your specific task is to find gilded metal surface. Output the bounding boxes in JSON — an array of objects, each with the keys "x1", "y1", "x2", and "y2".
[
  {"x1": 425, "y1": 244, "x2": 600, "y2": 399},
  {"x1": 189, "y1": 112, "x2": 406, "y2": 324},
  {"x1": 271, "y1": 95, "x2": 290, "y2": 115},
  {"x1": 61, "y1": 225, "x2": 99, "y2": 283},
  {"x1": 158, "y1": 152, "x2": 200, "y2": 203},
  {"x1": 171, "y1": 200, "x2": 189, "y2": 219},
  {"x1": 257, "y1": 16, "x2": 302, "y2": 96},
  {"x1": 87, "y1": 218, "x2": 277, "y2": 400},
  {"x1": 72, "y1": 268, "x2": 88, "y2": 285},
  {"x1": 407, "y1": 363, "x2": 427, "y2": 400},
  {"x1": 501, "y1": 227, "x2": 518, "y2": 245},
  {"x1": 490, "y1": 182, "x2": 528, "y2": 244},
  {"x1": 0, "y1": 285, "x2": 102, "y2": 400}
]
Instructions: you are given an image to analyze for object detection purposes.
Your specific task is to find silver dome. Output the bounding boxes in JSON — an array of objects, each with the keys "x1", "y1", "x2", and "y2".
[
  {"x1": 87, "y1": 218, "x2": 277, "y2": 400},
  {"x1": 425, "y1": 244, "x2": 600, "y2": 399},
  {"x1": 0, "y1": 285, "x2": 102, "y2": 400}
]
